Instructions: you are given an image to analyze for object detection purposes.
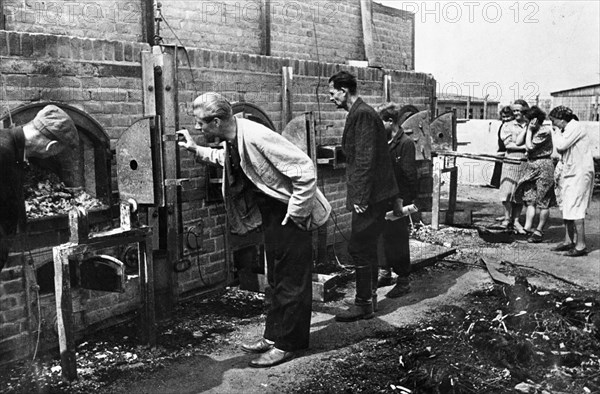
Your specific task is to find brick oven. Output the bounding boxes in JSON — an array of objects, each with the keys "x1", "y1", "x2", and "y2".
[{"x1": 1, "y1": 0, "x2": 437, "y2": 369}]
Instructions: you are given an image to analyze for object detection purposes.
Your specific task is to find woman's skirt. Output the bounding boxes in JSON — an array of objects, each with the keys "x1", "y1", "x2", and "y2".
[
  {"x1": 499, "y1": 151, "x2": 526, "y2": 202},
  {"x1": 514, "y1": 158, "x2": 556, "y2": 209}
]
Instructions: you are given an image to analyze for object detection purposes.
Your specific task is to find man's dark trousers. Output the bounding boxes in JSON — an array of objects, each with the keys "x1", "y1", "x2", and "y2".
[
  {"x1": 348, "y1": 202, "x2": 387, "y2": 304},
  {"x1": 382, "y1": 215, "x2": 411, "y2": 285},
  {"x1": 258, "y1": 195, "x2": 312, "y2": 352}
]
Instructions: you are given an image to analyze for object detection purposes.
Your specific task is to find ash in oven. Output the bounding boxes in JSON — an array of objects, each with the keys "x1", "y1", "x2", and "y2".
[{"x1": 24, "y1": 165, "x2": 107, "y2": 219}]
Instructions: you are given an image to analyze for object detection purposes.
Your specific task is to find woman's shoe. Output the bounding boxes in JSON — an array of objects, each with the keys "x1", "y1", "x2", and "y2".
[
  {"x1": 513, "y1": 223, "x2": 528, "y2": 235},
  {"x1": 564, "y1": 248, "x2": 589, "y2": 257},
  {"x1": 527, "y1": 230, "x2": 543, "y2": 243},
  {"x1": 551, "y1": 242, "x2": 575, "y2": 252}
]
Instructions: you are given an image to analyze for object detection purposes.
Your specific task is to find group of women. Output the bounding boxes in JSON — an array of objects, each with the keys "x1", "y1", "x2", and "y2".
[{"x1": 496, "y1": 103, "x2": 595, "y2": 256}]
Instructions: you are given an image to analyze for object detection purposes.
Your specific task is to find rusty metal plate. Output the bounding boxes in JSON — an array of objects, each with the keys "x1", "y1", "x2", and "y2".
[
  {"x1": 430, "y1": 112, "x2": 455, "y2": 152},
  {"x1": 116, "y1": 117, "x2": 155, "y2": 204},
  {"x1": 281, "y1": 114, "x2": 309, "y2": 154},
  {"x1": 402, "y1": 110, "x2": 432, "y2": 161}
]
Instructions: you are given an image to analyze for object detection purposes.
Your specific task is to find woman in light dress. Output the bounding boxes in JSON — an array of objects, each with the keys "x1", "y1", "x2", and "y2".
[
  {"x1": 498, "y1": 100, "x2": 529, "y2": 234},
  {"x1": 548, "y1": 106, "x2": 595, "y2": 257}
]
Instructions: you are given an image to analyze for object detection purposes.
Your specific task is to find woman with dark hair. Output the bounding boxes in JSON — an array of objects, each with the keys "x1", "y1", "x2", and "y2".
[
  {"x1": 490, "y1": 106, "x2": 515, "y2": 189},
  {"x1": 514, "y1": 106, "x2": 555, "y2": 243},
  {"x1": 498, "y1": 100, "x2": 529, "y2": 233},
  {"x1": 548, "y1": 106, "x2": 594, "y2": 256}
]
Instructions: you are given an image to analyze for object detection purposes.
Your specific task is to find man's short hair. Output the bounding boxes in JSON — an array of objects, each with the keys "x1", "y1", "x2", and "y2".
[
  {"x1": 328, "y1": 71, "x2": 357, "y2": 95},
  {"x1": 192, "y1": 92, "x2": 233, "y2": 120},
  {"x1": 32, "y1": 105, "x2": 78, "y2": 150}
]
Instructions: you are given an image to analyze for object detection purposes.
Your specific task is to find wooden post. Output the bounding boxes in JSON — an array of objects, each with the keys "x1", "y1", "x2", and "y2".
[
  {"x1": 383, "y1": 75, "x2": 392, "y2": 102},
  {"x1": 260, "y1": 0, "x2": 271, "y2": 56},
  {"x1": 431, "y1": 155, "x2": 442, "y2": 230},
  {"x1": 68, "y1": 207, "x2": 89, "y2": 244},
  {"x1": 360, "y1": 0, "x2": 380, "y2": 67},
  {"x1": 138, "y1": 235, "x2": 156, "y2": 344},
  {"x1": 448, "y1": 112, "x2": 458, "y2": 212},
  {"x1": 282, "y1": 67, "x2": 293, "y2": 127},
  {"x1": 161, "y1": 47, "x2": 182, "y2": 303},
  {"x1": 54, "y1": 246, "x2": 77, "y2": 382}
]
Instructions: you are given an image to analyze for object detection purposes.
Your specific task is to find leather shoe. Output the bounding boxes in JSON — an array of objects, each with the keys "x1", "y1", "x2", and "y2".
[
  {"x1": 335, "y1": 303, "x2": 374, "y2": 322},
  {"x1": 386, "y1": 283, "x2": 411, "y2": 298},
  {"x1": 249, "y1": 348, "x2": 295, "y2": 368},
  {"x1": 564, "y1": 248, "x2": 588, "y2": 257},
  {"x1": 241, "y1": 338, "x2": 274, "y2": 354},
  {"x1": 551, "y1": 242, "x2": 575, "y2": 252}
]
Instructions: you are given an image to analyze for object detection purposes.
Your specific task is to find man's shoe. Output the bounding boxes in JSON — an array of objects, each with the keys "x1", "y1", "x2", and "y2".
[
  {"x1": 241, "y1": 338, "x2": 274, "y2": 354},
  {"x1": 335, "y1": 304, "x2": 374, "y2": 322},
  {"x1": 386, "y1": 283, "x2": 411, "y2": 298},
  {"x1": 377, "y1": 274, "x2": 394, "y2": 287},
  {"x1": 564, "y1": 248, "x2": 589, "y2": 257},
  {"x1": 249, "y1": 348, "x2": 295, "y2": 368}
]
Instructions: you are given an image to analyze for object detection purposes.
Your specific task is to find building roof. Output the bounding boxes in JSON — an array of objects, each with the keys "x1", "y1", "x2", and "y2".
[
  {"x1": 550, "y1": 83, "x2": 600, "y2": 96},
  {"x1": 436, "y1": 93, "x2": 499, "y2": 104}
]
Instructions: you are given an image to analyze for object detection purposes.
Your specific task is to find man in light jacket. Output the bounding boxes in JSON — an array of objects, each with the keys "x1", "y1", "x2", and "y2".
[{"x1": 177, "y1": 92, "x2": 331, "y2": 368}]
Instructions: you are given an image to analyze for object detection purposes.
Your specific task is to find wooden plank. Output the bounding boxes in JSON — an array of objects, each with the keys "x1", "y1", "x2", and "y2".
[
  {"x1": 141, "y1": 51, "x2": 157, "y2": 117},
  {"x1": 419, "y1": 210, "x2": 472, "y2": 226},
  {"x1": 53, "y1": 246, "x2": 77, "y2": 382},
  {"x1": 282, "y1": 67, "x2": 293, "y2": 126},
  {"x1": 359, "y1": 0, "x2": 381, "y2": 67},
  {"x1": 410, "y1": 240, "x2": 456, "y2": 271},
  {"x1": 480, "y1": 257, "x2": 514, "y2": 286},
  {"x1": 22, "y1": 254, "x2": 37, "y2": 358}
]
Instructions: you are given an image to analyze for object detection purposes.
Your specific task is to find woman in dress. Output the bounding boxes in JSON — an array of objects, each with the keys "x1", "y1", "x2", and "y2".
[
  {"x1": 498, "y1": 99, "x2": 529, "y2": 233},
  {"x1": 548, "y1": 106, "x2": 595, "y2": 257},
  {"x1": 514, "y1": 106, "x2": 555, "y2": 243}
]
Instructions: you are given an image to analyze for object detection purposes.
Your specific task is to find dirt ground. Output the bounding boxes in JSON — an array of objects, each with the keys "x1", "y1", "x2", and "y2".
[{"x1": 2, "y1": 184, "x2": 599, "y2": 393}]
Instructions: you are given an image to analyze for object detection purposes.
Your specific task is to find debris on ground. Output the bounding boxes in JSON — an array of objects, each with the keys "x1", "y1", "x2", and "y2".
[{"x1": 281, "y1": 279, "x2": 600, "y2": 394}]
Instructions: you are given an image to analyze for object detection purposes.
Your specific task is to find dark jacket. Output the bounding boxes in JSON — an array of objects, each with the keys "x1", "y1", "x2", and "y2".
[
  {"x1": 342, "y1": 98, "x2": 398, "y2": 210},
  {"x1": 388, "y1": 130, "x2": 418, "y2": 204},
  {"x1": 0, "y1": 127, "x2": 26, "y2": 270}
]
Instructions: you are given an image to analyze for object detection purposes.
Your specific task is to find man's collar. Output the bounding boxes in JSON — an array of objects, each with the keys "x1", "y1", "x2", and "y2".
[{"x1": 347, "y1": 97, "x2": 363, "y2": 114}]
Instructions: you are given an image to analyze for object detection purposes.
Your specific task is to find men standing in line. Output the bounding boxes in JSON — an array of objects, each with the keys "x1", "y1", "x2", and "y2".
[
  {"x1": 1, "y1": 105, "x2": 79, "y2": 273},
  {"x1": 177, "y1": 92, "x2": 331, "y2": 367},
  {"x1": 328, "y1": 71, "x2": 398, "y2": 321}
]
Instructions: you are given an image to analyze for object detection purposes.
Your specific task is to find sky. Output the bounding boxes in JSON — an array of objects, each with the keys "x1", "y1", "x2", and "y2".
[{"x1": 376, "y1": 0, "x2": 600, "y2": 105}]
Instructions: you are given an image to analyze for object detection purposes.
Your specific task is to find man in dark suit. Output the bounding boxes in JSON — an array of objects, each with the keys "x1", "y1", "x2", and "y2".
[{"x1": 328, "y1": 71, "x2": 399, "y2": 321}]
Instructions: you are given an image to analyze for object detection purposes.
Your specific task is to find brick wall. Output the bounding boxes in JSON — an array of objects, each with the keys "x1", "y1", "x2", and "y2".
[
  {"x1": 0, "y1": 1, "x2": 430, "y2": 363},
  {"x1": 1, "y1": 0, "x2": 144, "y2": 42},
  {"x1": 0, "y1": 31, "x2": 149, "y2": 364},
  {"x1": 1, "y1": 0, "x2": 414, "y2": 71},
  {"x1": 173, "y1": 47, "x2": 435, "y2": 296}
]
